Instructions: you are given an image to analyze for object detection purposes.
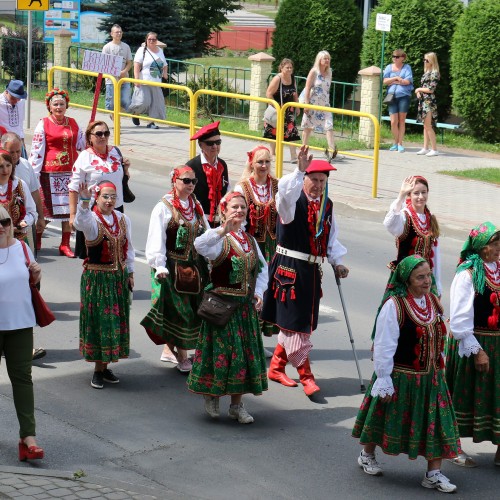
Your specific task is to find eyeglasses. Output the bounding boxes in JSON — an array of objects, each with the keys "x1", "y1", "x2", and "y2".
[
  {"x1": 392, "y1": 55, "x2": 403, "y2": 59},
  {"x1": 0, "y1": 218, "x2": 11, "y2": 227},
  {"x1": 91, "y1": 131, "x2": 111, "y2": 138},
  {"x1": 423, "y1": 59, "x2": 429, "y2": 63},
  {"x1": 147, "y1": 38, "x2": 157, "y2": 41},
  {"x1": 255, "y1": 160, "x2": 271, "y2": 165},
  {"x1": 100, "y1": 194, "x2": 117, "y2": 200},
  {"x1": 177, "y1": 177, "x2": 198, "y2": 185},
  {"x1": 203, "y1": 139, "x2": 222, "y2": 147}
]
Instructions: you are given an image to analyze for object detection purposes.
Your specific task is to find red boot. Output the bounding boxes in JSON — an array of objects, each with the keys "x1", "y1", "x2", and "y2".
[
  {"x1": 59, "y1": 232, "x2": 74, "y2": 258},
  {"x1": 268, "y1": 344, "x2": 298, "y2": 387},
  {"x1": 297, "y1": 358, "x2": 320, "y2": 396},
  {"x1": 36, "y1": 232, "x2": 42, "y2": 251}
]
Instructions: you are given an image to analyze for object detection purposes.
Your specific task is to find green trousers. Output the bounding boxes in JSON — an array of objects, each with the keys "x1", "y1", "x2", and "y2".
[{"x1": 0, "y1": 327, "x2": 36, "y2": 438}]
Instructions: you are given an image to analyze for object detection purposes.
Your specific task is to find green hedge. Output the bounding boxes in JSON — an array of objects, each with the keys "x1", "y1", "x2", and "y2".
[
  {"x1": 361, "y1": 0, "x2": 463, "y2": 121},
  {"x1": 451, "y1": 0, "x2": 500, "y2": 143}
]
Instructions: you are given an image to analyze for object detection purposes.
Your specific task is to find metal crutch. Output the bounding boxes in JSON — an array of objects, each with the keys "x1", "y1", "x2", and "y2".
[{"x1": 333, "y1": 268, "x2": 366, "y2": 392}]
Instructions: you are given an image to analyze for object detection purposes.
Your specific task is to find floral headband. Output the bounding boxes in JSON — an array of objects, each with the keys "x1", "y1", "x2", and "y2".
[
  {"x1": 219, "y1": 192, "x2": 246, "y2": 213},
  {"x1": 45, "y1": 88, "x2": 70, "y2": 111},
  {"x1": 247, "y1": 145, "x2": 270, "y2": 164},
  {"x1": 94, "y1": 181, "x2": 117, "y2": 195}
]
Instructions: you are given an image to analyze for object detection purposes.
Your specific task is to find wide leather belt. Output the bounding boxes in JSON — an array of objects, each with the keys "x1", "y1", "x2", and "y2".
[{"x1": 276, "y1": 245, "x2": 324, "y2": 264}]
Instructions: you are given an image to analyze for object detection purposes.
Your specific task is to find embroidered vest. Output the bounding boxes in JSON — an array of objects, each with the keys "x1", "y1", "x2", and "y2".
[
  {"x1": 392, "y1": 294, "x2": 446, "y2": 374},
  {"x1": 277, "y1": 190, "x2": 333, "y2": 256},
  {"x1": 470, "y1": 268, "x2": 500, "y2": 335},
  {"x1": 85, "y1": 214, "x2": 127, "y2": 271},
  {"x1": 42, "y1": 117, "x2": 80, "y2": 172},
  {"x1": 210, "y1": 235, "x2": 258, "y2": 297},
  {"x1": 240, "y1": 178, "x2": 278, "y2": 242}
]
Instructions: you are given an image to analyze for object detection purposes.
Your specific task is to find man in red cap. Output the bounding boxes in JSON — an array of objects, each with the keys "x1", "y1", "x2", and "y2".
[
  {"x1": 261, "y1": 146, "x2": 349, "y2": 396},
  {"x1": 186, "y1": 121, "x2": 229, "y2": 228}
]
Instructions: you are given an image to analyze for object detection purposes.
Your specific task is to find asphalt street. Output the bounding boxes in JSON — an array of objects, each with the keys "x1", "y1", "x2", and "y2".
[{"x1": 1, "y1": 169, "x2": 498, "y2": 500}]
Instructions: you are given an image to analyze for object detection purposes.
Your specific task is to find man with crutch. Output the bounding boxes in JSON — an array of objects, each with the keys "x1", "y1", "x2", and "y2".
[{"x1": 261, "y1": 147, "x2": 349, "y2": 396}]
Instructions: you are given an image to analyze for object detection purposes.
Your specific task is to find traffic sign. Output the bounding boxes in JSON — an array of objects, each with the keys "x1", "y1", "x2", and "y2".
[
  {"x1": 376, "y1": 13, "x2": 392, "y2": 32},
  {"x1": 16, "y1": 0, "x2": 49, "y2": 11}
]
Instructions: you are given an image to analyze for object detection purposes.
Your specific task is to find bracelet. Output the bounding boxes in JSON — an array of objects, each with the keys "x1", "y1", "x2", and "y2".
[{"x1": 80, "y1": 197, "x2": 91, "y2": 202}]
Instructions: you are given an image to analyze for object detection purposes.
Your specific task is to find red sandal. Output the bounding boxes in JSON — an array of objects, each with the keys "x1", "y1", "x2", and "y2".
[{"x1": 19, "y1": 439, "x2": 44, "y2": 461}]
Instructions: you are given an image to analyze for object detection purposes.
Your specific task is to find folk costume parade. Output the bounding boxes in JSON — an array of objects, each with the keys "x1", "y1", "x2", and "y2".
[
  {"x1": 187, "y1": 191, "x2": 268, "y2": 424},
  {"x1": 261, "y1": 155, "x2": 348, "y2": 396},
  {"x1": 141, "y1": 166, "x2": 209, "y2": 373},
  {"x1": 353, "y1": 255, "x2": 460, "y2": 494},
  {"x1": 73, "y1": 181, "x2": 135, "y2": 390},
  {"x1": 446, "y1": 222, "x2": 500, "y2": 467},
  {"x1": 186, "y1": 121, "x2": 229, "y2": 228},
  {"x1": 384, "y1": 176, "x2": 441, "y2": 296}
]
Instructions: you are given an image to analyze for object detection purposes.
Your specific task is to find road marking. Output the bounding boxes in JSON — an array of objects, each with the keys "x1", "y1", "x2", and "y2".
[{"x1": 319, "y1": 305, "x2": 340, "y2": 315}]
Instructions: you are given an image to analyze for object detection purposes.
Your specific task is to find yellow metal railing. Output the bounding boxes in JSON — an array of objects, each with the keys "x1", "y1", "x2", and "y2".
[{"x1": 48, "y1": 66, "x2": 380, "y2": 196}]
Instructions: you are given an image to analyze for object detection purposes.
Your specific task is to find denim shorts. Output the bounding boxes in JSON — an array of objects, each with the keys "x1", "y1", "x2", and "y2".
[{"x1": 388, "y1": 95, "x2": 410, "y2": 115}]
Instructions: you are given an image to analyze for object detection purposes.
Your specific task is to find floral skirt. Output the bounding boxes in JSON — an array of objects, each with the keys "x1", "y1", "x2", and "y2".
[
  {"x1": 446, "y1": 334, "x2": 500, "y2": 444},
  {"x1": 140, "y1": 269, "x2": 203, "y2": 350},
  {"x1": 79, "y1": 268, "x2": 130, "y2": 363},
  {"x1": 352, "y1": 369, "x2": 461, "y2": 460},
  {"x1": 187, "y1": 296, "x2": 268, "y2": 396},
  {"x1": 263, "y1": 109, "x2": 300, "y2": 142}
]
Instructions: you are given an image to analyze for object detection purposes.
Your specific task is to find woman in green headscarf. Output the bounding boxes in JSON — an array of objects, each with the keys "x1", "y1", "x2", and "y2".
[
  {"x1": 353, "y1": 255, "x2": 460, "y2": 493},
  {"x1": 447, "y1": 222, "x2": 500, "y2": 467}
]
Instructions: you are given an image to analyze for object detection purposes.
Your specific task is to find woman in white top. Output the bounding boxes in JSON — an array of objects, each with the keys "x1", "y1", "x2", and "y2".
[
  {"x1": 0, "y1": 205, "x2": 44, "y2": 462},
  {"x1": 132, "y1": 32, "x2": 168, "y2": 129}
]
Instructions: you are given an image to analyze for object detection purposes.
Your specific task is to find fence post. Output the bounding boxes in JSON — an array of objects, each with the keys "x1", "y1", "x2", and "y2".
[
  {"x1": 357, "y1": 66, "x2": 381, "y2": 148},
  {"x1": 248, "y1": 52, "x2": 275, "y2": 132},
  {"x1": 52, "y1": 29, "x2": 73, "y2": 90}
]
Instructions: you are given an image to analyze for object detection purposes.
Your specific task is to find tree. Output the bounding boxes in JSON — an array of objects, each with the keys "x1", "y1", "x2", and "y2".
[
  {"x1": 175, "y1": 0, "x2": 240, "y2": 56},
  {"x1": 99, "y1": 0, "x2": 196, "y2": 61},
  {"x1": 361, "y1": 0, "x2": 463, "y2": 120},
  {"x1": 451, "y1": 0, "x2": 500, "y2": 143},
  {"x1": 272, "y1": 0, "x2": 363, "y2": 88}
]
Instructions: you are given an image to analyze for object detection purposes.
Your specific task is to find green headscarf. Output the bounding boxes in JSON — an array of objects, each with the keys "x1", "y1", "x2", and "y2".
[
  {"x1": 371, "y1": 255, "x2": 428, "y2": 339},
  {"x1": 456, "y1": 221, "x2": 499, "y2": 294}
]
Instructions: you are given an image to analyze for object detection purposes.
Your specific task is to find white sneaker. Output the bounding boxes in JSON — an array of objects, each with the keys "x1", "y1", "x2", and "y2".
[
  {"x1": 422, "y1": 471, "x2": 457, "y2": 493},
  {"x1": 203, "y1": 395, "x2": 219, "y2": 418},
  {"x1": 357, "y1": 451, "x2": 383, "y2": 476},
  {"x1": 176, "y1": 358, "x2": 192, "y2": 373},
  {"x1": 416, "y1": 148, "x2": 429, "y2": 155},
  {"x1": 426, "y1": 150, "x2": 439, "y2": 157},
  {"x1": 228, "y1": 403, "x2": 254, "y2": 424}
]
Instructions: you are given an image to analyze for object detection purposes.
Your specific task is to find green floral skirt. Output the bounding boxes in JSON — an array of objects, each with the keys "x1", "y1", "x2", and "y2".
[
  {"x1": 187, "y1": 296, "x2": 268, "y2": 396},
  {"x1": 446, "y1": 334, "x2": 500, "y2": 444},
  {"x1": 80, "y1": 268, "x2": 130, "y2": 363},
  {"x1": 140, "y1": 269, "x2": 203, "y2": 349},
  {"x1": 352, "y1": 369, "x2": 461, "y2": 460}
]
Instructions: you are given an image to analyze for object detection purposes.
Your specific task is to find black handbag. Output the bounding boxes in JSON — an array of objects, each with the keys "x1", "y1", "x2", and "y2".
[
  {"x1": 197, "y1": 290, "x2": 239, "y2": 327},
  {"x1": 383, "y1": 92, "x2": 395, "y2": 104},
  {"x1": 114, "y1": 147, "x2": 135, "y2": 203}
]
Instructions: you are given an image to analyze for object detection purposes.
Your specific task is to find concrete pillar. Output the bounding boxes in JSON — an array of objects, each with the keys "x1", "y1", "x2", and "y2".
[
  {"x1": 248, "y1": 52, "x2": 275, "y2": 131},
  {"x1": 52, "y1": 29, "x2": 73, "y2": 90},
  {"x1": 357, "y1": 66, "x2": 381, "y2": 148}
]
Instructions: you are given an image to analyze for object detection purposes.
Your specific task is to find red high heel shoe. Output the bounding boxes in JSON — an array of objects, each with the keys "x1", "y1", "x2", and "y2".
[{"x1": 19, "y1": 439, "x2": 44, "y2": 461}]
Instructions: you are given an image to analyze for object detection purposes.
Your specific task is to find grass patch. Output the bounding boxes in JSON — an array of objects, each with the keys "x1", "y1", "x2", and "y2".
[
  {"x1": 0, "y1": 14, "x2": 16, "y2": 30},
  {"x1": 439, "y1": 168, "x2": 500, "y2": 185},
  {"x1": 247, "y1": 9, "x2": 278, "y2": 19},
  {"x1": 187, "y1": 57, "x2": 251, "y2": 70}
]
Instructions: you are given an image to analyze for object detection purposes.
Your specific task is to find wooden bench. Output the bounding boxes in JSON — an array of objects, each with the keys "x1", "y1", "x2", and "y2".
[{"x1": 381, "y1": 116, "x2": 460, "y2": 144}]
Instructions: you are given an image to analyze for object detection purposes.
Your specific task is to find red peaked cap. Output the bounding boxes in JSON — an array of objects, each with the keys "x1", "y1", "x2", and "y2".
[
  {"x1": 190, "y1": 121, "x2": 221, "y2": 141},
  {"x1": 305, "y1": 159, "x2": 337, "y2": 174}
]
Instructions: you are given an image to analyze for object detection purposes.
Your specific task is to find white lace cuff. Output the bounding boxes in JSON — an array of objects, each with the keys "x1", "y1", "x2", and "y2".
[
  {"x1": 458, "y1": 335, "x2": 481, "y2": 357},
  {"x1": 154, "y1": 266, "x2": 169, "y2": 278},
  {"x1": 371, "y1": 376, "x2": 394, "y2": 398}
]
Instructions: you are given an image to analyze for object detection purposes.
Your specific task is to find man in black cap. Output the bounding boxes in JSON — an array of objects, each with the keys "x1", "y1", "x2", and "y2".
[
  {"x1": 186, "y1": 121, "x2": 229, "y2": 228},
  {"x1": 0, "y1": 80, "x2": 27, "y2": 156},
  {"x1": 261, "y1": 147, "x2": 349, "y2": 397}
]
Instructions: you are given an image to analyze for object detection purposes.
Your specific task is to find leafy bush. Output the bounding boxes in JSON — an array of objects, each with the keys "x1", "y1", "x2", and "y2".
[
  {"x1": 361, "y1": 0, "x2": 463, "y2": 121},
  {"x1": 272, "y1": 0, "x2": 363, "y2": 89},
  {"x1": 451, "y1": 0, "x2": 500, "y2": 143},
  {"x1": 1, "y1": 25, "x2": 48, "y2": 83}
]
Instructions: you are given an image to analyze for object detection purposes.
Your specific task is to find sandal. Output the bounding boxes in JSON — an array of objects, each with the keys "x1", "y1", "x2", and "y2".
[
  {"x1": 447, "y1": 453, "x2": 478, "y2": 468},
  {"x1": 33, "y1": 348, "x2": 47, "y2": 360}
]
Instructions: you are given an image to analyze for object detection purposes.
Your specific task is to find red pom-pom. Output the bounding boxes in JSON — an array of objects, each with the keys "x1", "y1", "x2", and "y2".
[
  {"x1": 488, "y1": 314, "x2": 498, "y2": 329},
  {"x1": 490, "y1": 292, "x2": 499, "y2": 307},
  {"x1": 290, "y1": 287, "x2": 296, "y2": 300},
  {"x1": 416, "y1": 326, "x2": 425, "y2": 338},
  {"x1": 281, "y1": 289, "x2": 286, "y2": 302},
  {"x1": 414, "y1": 344, "x2": 421, "y2": 356}
]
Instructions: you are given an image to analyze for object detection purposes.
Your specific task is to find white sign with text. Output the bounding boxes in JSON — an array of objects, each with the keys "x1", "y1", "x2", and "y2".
[
  {"x1": 82, "y1": 51, "x2": 123, "y2": 77},
  {"x1": 376, "y1": 13, "x2": 392, "y2": 32}
]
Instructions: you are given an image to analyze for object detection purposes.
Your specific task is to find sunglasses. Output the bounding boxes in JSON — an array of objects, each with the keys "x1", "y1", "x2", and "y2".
[
  {"x1": 177, "y1": 177, "x2": 198, "y2": 185},
  {"x1": 423, "y1": 59, "x2": 429, "y2": 63},
  {"x1": 91, "y1": 131, "x2": 111, "y2": 138},
  {"x1": 0, "y1": 218, "x2": 11, "y2": 227},
  {"x1": 100, "y1": 194, "x2": 117, "y2": 200},
  {"x1": 256, "y1": 160, "x2": 271, "y2": 165},
  {"x1": 203, "y1": 139, "x2": 222, "y2": 147},
  {"x1": 148, "y1": 38, "x2": 157, "y2": 41},
  {"x1": 392, "y1": 55, "x2": 404, "y2": 59}
]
